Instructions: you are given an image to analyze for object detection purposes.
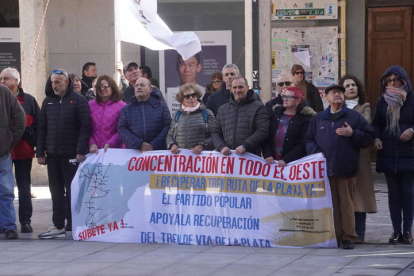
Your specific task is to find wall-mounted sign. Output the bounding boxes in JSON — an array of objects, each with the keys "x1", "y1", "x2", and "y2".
[
  {"x1": 272, "y1": 0, "x2": 338, "y2": 20},
  {"x1": 0, "y1": 28, "x2": 20, "y2": 73}
]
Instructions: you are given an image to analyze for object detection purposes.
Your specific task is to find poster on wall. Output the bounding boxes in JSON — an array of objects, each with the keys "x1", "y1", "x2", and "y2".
[
  {"x1": 72, "y1": 149, "x2": 337, "y2": 248},
  {"x1": 271, "y1": 27, "x2": 338, "y2": 108},
  {"x1": 0, "y1": 28, "x2": 20, "y2": 73},
  {"x1": 159, "y1": 30, "x2": 232, "y2": 113},
  {"x1": 272, "y1": 0, "x2": 338, "y2": 20}
]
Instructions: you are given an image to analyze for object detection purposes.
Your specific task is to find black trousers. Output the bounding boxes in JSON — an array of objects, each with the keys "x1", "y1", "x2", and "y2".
[
  {"x1": 12, "y1": 159, "x2": 33, "y2": 224},
  {"x1": 385, "y1": 172, "x2": 414, "y2": 233},
  {"x1": 47, "y1": 156, "x2": 78, "y2": 230}
]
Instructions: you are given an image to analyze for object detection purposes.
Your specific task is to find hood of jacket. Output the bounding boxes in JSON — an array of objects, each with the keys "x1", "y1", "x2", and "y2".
[
  {"x1": 380, "y1": 65, "x2": 413, "y2": 94},
  {"x1": 45, "y1": 74, "x2": 75, "y2": 98},
  {"x1": 273, "y1": 101, "x2": 317, "y2": 117}
]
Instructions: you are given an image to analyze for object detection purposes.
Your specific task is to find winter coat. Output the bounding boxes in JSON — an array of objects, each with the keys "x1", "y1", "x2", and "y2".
[
  {"x1": 372, "y1": 65, "x2": 414, "y2": 173},
  {"x1": 11, "y1": 87, "x2": 40, "y2": 160},
  {"x1": 205, "y1": 82, "x2": 231, "y2": 116},
  {"x1": 166, "y1": 104, "x2": 215, "y2": 150},
  {"x1": 305, "y1": 105, "x2": 374, "y2": 177},
  {"x1": 0, "y1": 85, "x2": 25, "y2": 157},
  {"x1": 212, "y1": 90, "x2": 270, "y2": 156},
  {"x1": 118, "y1": 94, "x2": 171, "y2": 150},
  {"x1": 263, "y1": 104, "x2": 316, "y2": 164},
  {"x1": 79, "y1": 79, "x2": 95, "y2": 101},
  {"x1": 36, "y1": 77, "x2": 91, "y2": 158},
  {"x1": 352, "y1": 103, "x2": 377, "y2": 213},
  {"x1": 89, "y1": 99, "x2": 126, "y2": 149}
]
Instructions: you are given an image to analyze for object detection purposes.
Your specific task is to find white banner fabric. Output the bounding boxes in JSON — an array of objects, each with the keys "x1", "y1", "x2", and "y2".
[
  {"x1": 72, "y1": 150, "x2": 337, "y2": 248},
  {"x1": 114, "y1": 0, "x2": 201, "y2": 61}
]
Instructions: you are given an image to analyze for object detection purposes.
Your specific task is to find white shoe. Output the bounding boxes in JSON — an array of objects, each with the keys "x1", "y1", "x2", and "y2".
[{"x1": 38, "y1": 226, "x2": 66, "y2": 239}]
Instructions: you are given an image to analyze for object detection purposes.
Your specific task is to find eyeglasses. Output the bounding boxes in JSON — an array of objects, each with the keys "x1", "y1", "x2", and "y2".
[
  {"x1": 294, "y1": 71, "x2": 305, "y2": 75},
  {"x1": 281, "y1": 95, "x2": 298, "y2": 101},
  {"x1": 386, "y1": 77, "x2": 401, "y2": 84},
  {"x1": 183, "y1": 93, "x2": 197, "y2": 100},
  {"x1": 100, "y1": 84, "x2": 110, "y2": 90},
  {"x1": 211, "y1": 80, "x2": 221, "y2": 84},
  {"x1": 50, "y1": 70, "x2": 68, "y2": 78},
  {"x1": 277, "y1": 81, "x2": 292, "y2": 87}
]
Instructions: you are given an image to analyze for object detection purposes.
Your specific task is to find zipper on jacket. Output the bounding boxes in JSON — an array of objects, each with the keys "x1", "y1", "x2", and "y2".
[
  {"x1": 142, "y1": 103, "x2": 146, "y2": 142},
  {"x1": 54, "y1": 97, "x2": 63, "y2": 154}
]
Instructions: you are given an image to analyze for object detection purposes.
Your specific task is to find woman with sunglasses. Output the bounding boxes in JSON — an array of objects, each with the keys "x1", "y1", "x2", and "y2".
[
  {"x1": 263, "y1": 87, "x2": 316, "y2": 167},
  {"x1": 372, "y1": 65, "x2": 414, "y2": 245},
  {"x1": 202, "y1": 71, "x2": 223, "y2": 104},
  {"x1": 88, "y1": 75, "x2": 126, "y2": 153},
  {"x1": 167, "y1": 83, "x2": 215, "y2": 154},
  {"x1": 339, "y1": 74, "x2": 377, "y2": 244},
  {"x1": 291, "y1": 64, "x2": 323, "y2": 112}
]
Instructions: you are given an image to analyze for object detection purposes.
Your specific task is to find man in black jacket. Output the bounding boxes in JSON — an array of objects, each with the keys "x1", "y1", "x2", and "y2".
[
  {"x1": 36, "y1": 69, "x2": 91, "y2": 239},
  {"x1": 212, "y1": 76, "x2": 269, "y2": 156},
  {"x1": 206, "y1": 64, "x2": 239, "y2": 116}
]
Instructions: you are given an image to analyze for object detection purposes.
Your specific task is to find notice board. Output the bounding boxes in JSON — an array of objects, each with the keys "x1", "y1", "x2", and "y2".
[{"x1": 271, "y1": 27, "x2": 338, "y2": 106}]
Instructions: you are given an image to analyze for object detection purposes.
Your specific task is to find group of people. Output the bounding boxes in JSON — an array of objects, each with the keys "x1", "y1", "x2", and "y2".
[{"x1": 0, "y1": 61, "x2": 413, "y2": 252}]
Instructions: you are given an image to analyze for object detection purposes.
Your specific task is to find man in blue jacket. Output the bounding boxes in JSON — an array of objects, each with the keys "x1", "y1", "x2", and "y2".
[
  {"x1": 118, "y1": 78, "x2": 171, "y2": 151},
  {"x1": 305, "y1": 84, "x2": 374, "y2": 250}
]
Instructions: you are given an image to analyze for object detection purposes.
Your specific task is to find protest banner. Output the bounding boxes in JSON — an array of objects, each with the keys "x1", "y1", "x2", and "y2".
[{"x1": 71, "y1": 150, "x2": 337, "y2": 248}]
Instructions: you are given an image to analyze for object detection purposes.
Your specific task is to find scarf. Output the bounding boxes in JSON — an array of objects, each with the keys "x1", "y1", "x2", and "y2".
[
  {"x1": 345, "y1": 97, "x2": 359, "y2": 110},
  {"x1": 182, "y1": 102, "x2": 200, "y2": 113},
  {"x1": 384, "y1": 85, "x2": 407, "y2": 136}
]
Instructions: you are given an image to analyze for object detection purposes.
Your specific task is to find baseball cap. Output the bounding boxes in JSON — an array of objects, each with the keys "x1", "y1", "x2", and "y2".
[{"x1": 123, "y1": 61, "x2": 139, "y2": 73}]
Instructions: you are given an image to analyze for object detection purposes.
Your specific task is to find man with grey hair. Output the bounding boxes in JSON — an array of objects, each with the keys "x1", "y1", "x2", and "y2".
[
  {"x1": 0, "y1": 68, "x2": 40, "y2": 234},
  {"x1": 206, "y1": 64, "x2": 240, "y2": 116},
  {"x1": 265, "y1": 72, "x2": 296, "y2": 113}
]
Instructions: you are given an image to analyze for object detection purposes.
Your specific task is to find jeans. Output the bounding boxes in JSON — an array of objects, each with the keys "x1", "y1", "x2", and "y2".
[
  {"x1": 13, "y1": 159, "x2": 33, "y2": 224},
  {"x1": 385, "y1": 172, "x2": 414, "y2": 233},
  {"x1": 0, "y1": 153, "x2": 17, "y2": 231}
]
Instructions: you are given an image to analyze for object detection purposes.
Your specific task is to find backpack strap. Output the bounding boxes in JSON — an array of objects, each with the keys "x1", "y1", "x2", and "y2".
[
  {"x1": 201, "y1": 109, "x2": 209, "y2": 133},
  {"x1": 173, "y1": 110, "x2": 181, "y2": 140}
]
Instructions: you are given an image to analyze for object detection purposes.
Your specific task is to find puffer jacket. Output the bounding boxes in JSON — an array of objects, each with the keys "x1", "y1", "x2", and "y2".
[
  {"x1": 118, "y1": 93, "x2": 171, "y2": 150},
  {"x1": 0, "y1": 85, "x2": 25, "y2": 157},
  {"x1": 89, "y1": 99, "x2": 126, "y2": 149},
  {"x1": 212, "y1": 90, "x2": 270, "y2": 156},
  {"x1": 166, "y1": 104, "x2": 215, "y2": 150},
  {"x1": 36, "y1": 77, "x2": 91, "y2": 158},
  {"x1": 12, "y1": 87, "x2": 40, "y2": 160},
  {"x1": 306, "y1": 105, "x2": 374, "y2": 177},
  {"x1": 263, "y1": 103, "x2": 316, "y2": 163},
  {"x1": 372, "y1": 65, "x2": 414, "y2": 173}
]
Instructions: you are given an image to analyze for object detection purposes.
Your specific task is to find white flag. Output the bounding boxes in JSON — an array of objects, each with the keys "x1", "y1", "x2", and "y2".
[{"x1": 115, "y1": 0, "x2": 201, "y2": 60}]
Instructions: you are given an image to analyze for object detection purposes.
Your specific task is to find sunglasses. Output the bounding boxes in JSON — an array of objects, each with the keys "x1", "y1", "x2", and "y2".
[
  {"x1": 277, "y1": 81, "x2": 292, "y2": 87},
  {"x1": 183, "y1": 93, "x2": 197, "y2": 100},
  {"x1": 211, "y1": 80, "x2": 221, "y2": 84},
  {"x1": 100, "y1": 84, "x2": 110, "y2": 90},
  {"x1": 294, "y1": 71, "x2": 305, "y2": 75},
  {"x1": 281, "y1": 95, "x2": 298, "y2": 101},
  {"x1": 50, "y1": 70, "x2": 68, "y2": 78}
]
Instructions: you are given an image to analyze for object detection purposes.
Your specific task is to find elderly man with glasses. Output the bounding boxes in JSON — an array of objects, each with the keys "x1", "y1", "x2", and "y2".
[
  {"x1": 305, "y1": 84, "x2": 374, "y2": 250},
  {"x1": 36, "y1": 69, "x2": 91, "y2": 239}
]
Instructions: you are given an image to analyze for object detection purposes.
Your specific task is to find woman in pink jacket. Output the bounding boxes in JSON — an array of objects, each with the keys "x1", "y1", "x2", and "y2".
[{"x1": 89, "y1": 75, "x2": 126, "y2": 153}]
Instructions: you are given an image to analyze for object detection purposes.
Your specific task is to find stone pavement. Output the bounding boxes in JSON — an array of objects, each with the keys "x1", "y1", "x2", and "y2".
[{"x1": 1, "y1": 163, "x2": 414, "y2": 276}]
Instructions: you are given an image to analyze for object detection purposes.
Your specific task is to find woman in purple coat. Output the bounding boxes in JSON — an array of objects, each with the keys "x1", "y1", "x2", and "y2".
[{"x1": 89, "y1": 75, "x2": 126, "y2": 153}]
